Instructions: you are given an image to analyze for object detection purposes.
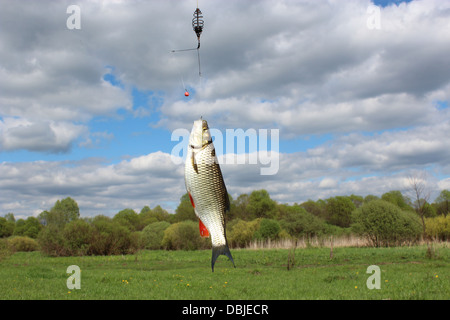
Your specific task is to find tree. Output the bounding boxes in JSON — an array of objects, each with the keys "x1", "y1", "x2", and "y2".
[
  {"x1": 425, "y1": 215, "x2": 450, "y2": 241},
  {"x1": 325, "y1": 196, "x2": 355, "y2": 228},
  {"x1": 113, "y1": 208, "x2": 140, "y2": 231},
  {"x1": 434, "y1": 189, "x2": 450, "y2": 216},
  {"x1": 231, "y1": 193, "x2": 250, "y2": 220},
  {"x1": 381, "y1": 190, "x2": 413, "y2": 211},
  {"x1": 408, "y1": 175, "x2": 431, "y2": 240},
  {"x1": 279, "y1": 205, "x2": 326, "y2": 238},
  {"x1": 300, "y1": 199, "x2": 326, "y2": 218},
  {"x1": 172, "y1": 193, "x2": 197, "y2": 223},
  {"x1": 150, "y1": 205, "x2": 170, "y2": 222},
  {"x1": 364, "y1": 195, "x2": 379, "y2": 203},
  {"x1": 227, "y1": 219, "x2": 261, "y2": 248},
  {"x1": 0, "y1": 217, "x2": 15, "y2": 238},
  {"x1": 89, "y1": 215, "x2": 133, "y2": 255},
  {"x1": 246, "y1": 190, "x2": 277, "y2": 219},
  {"x1": 13, "y1": 217, "x2": 42, "y2": 238},
  {"x1": 62, "y1": 219, "x2": 94, "y2": 256},
  {"x1": 52, "y1": 197, "x2": 80, "y2": 221},
  {"x1": 162, "y1": 221, "x2": 209, "y2": 250},
  {"x1": 142, "y1": 221, "x2": 171, "y2": 250},
  {"x1": 254, "y1": 218, "x2": 281, "y2": 240},
  {"x1": 4, "y1": 213, "x2": 15, "y2": 222},
  {"x1": 349, "y1": 194, "x2": 364, "y2": 208},
  {"x1": 351, "y1": 200, "x2": 421, "y2": 247},
  {"x1": 39, "y1": 197, "x2": 80, "y2": 228}
]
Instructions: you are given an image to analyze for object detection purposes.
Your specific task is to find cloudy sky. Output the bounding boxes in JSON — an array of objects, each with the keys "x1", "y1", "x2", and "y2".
[{"x1": 1, "y1": 0, "x2": 449, "y2": 218}]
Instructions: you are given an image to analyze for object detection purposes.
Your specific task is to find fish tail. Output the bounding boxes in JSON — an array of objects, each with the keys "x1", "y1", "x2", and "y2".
[{"x1": 211, "y1": 244, "x2": 235, "y2": 272}]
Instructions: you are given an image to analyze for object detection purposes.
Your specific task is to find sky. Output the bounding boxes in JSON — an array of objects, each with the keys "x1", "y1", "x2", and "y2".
[{"x1": 1, "y1": 0, "x2": 450, "y2": 218}]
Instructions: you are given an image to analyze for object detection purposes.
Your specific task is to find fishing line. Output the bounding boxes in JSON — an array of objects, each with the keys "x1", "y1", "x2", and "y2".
[
  {"x1": 197, "y1": 48, "x2": 202, "y2": 77},
  {"x1": 170, "y1": 4, "x2": 204, "y2": 95}
]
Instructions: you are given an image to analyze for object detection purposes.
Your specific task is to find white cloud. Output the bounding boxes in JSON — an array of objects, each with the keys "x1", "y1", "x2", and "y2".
[
  {"x1": 0, "y1": 151, "x2": 186, "y2": 216},
  {"x1": 1, "y1": 0, "x2": 449, "y2": 217},
  {"x1": 0, "y1": 117, "x2": 88, "y2": 152}
]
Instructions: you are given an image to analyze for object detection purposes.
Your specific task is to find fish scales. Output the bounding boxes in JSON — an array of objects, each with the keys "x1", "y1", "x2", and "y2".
[
  {"x1": 184, "y1": 119, "x2": 235, "y2": 271},
  {"x1": 185, "y1": 143, "x2": 227, "y2": 247}
]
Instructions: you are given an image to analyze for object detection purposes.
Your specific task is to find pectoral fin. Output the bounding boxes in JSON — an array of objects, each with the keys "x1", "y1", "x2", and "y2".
[
  {"x1": 188, "y1": 192, "x2": 195, "y2": 208},
  {"x1": 191, "y1": 153, "x2": 198, "y2": 174},
  {"x1": 199, "y1": 219, "x2": 209, "y2": 238}
]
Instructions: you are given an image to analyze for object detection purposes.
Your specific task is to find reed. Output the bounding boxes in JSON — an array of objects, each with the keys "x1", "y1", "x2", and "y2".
[{"x1": 244, "y1": 235, "x2": 449, "y2": 250}]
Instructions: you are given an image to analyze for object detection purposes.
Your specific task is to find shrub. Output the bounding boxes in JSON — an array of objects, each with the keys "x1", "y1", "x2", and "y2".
[
  {"x1": 254, "y1": 218, "x2": 281, "y2": 240},
  {"x1": 13, "y1": 217, "x2": 42, "y2": 238},
  {"x1": 0, "y1": 238, "x2": 12, "y2": 261},
  {"x1": 426, "y1": 215, "x2": 450, "y2": 241},
  {"x1": 8, "y1": 236, "x2": 39, "y2": 252},
  {"x1": 63, "y1": 219, "x2": 93, "y2": 256},
  {"x1": 162, "y1": 221, "x2": 209, "y2": 250},
  {"x1": 129, "y1": 231, "x2": 146, "y2": 253},
  {"x1": 113, "y1": 209, "x2": 140, "y2": 231},
  {"x1": 325, "y1": 196, "x2": 356, "y2": 228},
  {"x1": 279, "y1": 205, "x2": 326, "y2": 238},
  {"x1": 0, "y1": 217, "x2": 15, "y2": 238},
  {"x1": 352, "y1": 200, "x2": 422, "y2": 247},
  {"x1": 142, "y1": 221, "x2": 171, "y2": 250},
  {"x1": 90, "y1": 216, "x2": 133, "y2": 255},
  {"x1": 228, "y1": 219, "x2": 261, "y2": 248},
  {"x1": 38, "y1": 226, "x2": 67, "y2": 256}
]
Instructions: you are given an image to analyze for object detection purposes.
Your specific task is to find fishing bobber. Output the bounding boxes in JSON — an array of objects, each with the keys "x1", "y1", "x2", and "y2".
[{"x1": 185, "y1": 91, "x2": 190, "y2": 97}]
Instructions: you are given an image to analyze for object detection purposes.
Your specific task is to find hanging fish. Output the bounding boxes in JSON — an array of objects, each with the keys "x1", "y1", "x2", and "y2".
[{"x1": 184, "y1": 118, "x2": 235, "y2": 272}]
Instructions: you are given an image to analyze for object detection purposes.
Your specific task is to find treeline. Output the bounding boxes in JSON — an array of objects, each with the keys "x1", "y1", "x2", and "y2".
[{"x1": 1, "y1": 189, "x2": 449, "y2": 257}]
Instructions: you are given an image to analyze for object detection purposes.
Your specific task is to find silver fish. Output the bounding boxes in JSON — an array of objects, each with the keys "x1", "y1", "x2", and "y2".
[{"x1": 184, "y1": 118, "x2": 235, "y2": 272}]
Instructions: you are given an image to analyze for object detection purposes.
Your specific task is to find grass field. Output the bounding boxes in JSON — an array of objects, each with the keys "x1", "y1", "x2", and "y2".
[{"x1": 0, "y1": 245, "x2": 448, "y2": 300}]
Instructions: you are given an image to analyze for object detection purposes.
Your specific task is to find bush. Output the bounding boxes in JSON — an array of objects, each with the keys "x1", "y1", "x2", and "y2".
[
  {"x1": 0, "y1": 217, "x2": 15, "y2": 238},
  {"x1": 162, "y1": 221, "x2": 209, "y2": 250},
  {"x1": 0, "y1": 238, "x2": 13, "y2": 261},
  {"x1": 279, "y1": 205, "x2": 327, "y2": 238},
  {"x1": 113, "y1": 209, "x2": 140, "y2": 231},
  {"x1": 142, "y1": 221, "x2": 171, "y2": 250},
  {"x1": 325, "y1": 196, "x2": 355, "y2": 228},
  {"x1": 63, "y1": 219, "x2": 93, "y2": 256},
  {"x1": 254, "y1": 218, "x2": 280, "y2": 240},
  {"x1": 38, "y1": 226, "x2": 67, "y2": 256},
  {"x1": 13, "y1": 217, "x2": 42, "y2": 238},
  {"x1": 90, "y1": 216, "x2": 133, "y2": 255},
  {"x1": 8, "y1": 236, "x2": 39, "y2": 252},
  {"x1": 352, "y1": 200, "x2": 422, "y2": 247},
  {"x1": 38, "y1": 216, "x2": 139, "y2": 257},
  {"x1": 426, "y1": 215, "x2": 450, "y2": 241},
  {"x1": 228, "y1": 219, "x2": 261, "y2": 248}
]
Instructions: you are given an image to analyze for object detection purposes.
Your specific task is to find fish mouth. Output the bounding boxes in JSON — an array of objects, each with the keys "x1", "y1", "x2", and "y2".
[
  {"x1": 189, "y1": 118, "x2": 212, "y2": 149},
  {"x1": 189, "y1": 139, "x2": 212, "y2": 150}
]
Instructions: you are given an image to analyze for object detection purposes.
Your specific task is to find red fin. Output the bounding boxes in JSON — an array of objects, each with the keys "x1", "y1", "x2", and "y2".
[
  {"x1": 199, "y1": 219, "x2": 209, "y2": 237},
  {"x1": 188, "y1": 192, "x2": 195, "y2": 208}
]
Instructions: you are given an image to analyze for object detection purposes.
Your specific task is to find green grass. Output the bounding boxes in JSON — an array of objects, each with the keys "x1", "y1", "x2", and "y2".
[{"x1": 0, "y1": 245, "x2": 448, "y2": 300}]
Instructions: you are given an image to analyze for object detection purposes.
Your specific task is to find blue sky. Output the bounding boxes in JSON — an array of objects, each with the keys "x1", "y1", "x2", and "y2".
[
  {"x1": 1, "y1": 0, "x2": 449, "y2": 217},
  {"x1": 373, "y1": 0, "x2": 413, "y2": 6}
]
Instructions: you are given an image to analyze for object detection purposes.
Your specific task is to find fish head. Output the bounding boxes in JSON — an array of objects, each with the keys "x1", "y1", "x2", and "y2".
[{"x1": 189, "y1": 118, "x2": 212, "y2": 149}]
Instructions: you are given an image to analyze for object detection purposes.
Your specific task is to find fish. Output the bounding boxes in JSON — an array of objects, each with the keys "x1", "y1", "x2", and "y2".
[{"x1": 184, "y1": 118, "x2": 235, "y2": 272}]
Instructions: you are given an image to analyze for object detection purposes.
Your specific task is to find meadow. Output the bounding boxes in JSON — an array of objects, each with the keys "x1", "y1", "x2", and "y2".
[{"x1": 0, "y1": 245, "x2": 448, "y2": 300}]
